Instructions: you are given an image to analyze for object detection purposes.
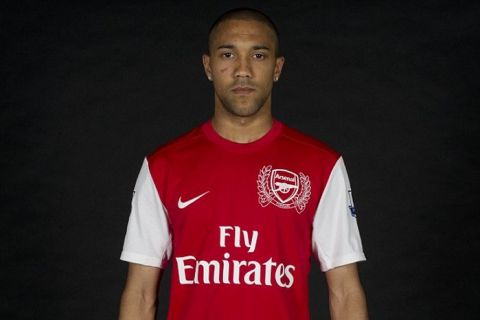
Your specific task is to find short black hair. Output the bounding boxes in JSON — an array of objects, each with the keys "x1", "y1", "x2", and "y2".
[{"x1": 207, "y1": 8, "x2": 281, "y2": 57}]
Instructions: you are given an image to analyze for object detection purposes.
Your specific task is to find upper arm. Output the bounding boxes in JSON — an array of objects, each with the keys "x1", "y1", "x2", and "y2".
[
  {"x1": 325, "y1": 263, "x2": 363, "y2": 296},
  {"x1": 324, "y1": 263, "x2": 368, "y2": 319},
  {"x1": 119, "y1": 263, "x2": 164, "y2": 320},
  {"x1": 120, "y1": 158, "x2": 172, "y2": 268},
  {"x1": 312, "y1": 157, "x2": 366, "y2": 272},
  {"x1": 123, "y1": 263, "x2": 164, "y2": 299}
]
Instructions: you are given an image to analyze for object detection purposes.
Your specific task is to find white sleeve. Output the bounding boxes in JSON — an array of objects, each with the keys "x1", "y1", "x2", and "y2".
[
  {"x1": 120, "y1": 158, "x2": 172, "y2": 268},
  {"x1": 312, "y1": 157, "x2": 366, "y2": 272}
]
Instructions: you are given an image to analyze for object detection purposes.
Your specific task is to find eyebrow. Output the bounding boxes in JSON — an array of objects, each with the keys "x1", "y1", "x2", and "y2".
[{"x1": 216, "y1": 44, "x2": 271, "y2": 51}]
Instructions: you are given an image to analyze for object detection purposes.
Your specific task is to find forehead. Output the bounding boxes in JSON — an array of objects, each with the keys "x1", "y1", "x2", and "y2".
[{"x1": 211, "y1": 19, "x2": 276, "y2": 47}]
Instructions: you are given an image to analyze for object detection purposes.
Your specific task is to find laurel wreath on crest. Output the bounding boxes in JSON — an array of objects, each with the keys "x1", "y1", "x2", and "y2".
[
  {"x1": 257, "y1": 165, "x2": 274, "y2": 207},
  {"x1": 257, "y1": 165, "x2": 311, "y2": 214},
  {"x1": 294, "y1": 173, "x2": 311, "y2": 213}
]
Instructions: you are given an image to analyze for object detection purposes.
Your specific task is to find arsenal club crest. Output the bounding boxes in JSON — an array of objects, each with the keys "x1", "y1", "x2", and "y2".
[{"x1": 257, "y1": 166, "x2": 311, "y2": 213}]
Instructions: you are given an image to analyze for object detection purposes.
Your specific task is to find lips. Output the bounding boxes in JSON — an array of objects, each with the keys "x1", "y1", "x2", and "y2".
[{"x1": 232, "y1": 86, "x2": 255, "y2": 94}]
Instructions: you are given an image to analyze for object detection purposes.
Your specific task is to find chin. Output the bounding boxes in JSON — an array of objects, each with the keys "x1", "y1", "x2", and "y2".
[
  {"x1": 226, "y1": 100, "x2": 267, "y2": 117},
  {"x1": 227, "y1": 105, "x2": 264, "y2": 118}
]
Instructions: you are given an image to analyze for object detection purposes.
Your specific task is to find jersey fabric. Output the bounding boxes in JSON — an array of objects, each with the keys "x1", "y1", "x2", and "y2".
[{"x1": 121, "y1": 119, "x2": 366, "y2": 320}]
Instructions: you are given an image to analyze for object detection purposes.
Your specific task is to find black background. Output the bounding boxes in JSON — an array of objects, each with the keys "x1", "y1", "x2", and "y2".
[{"x1": 2, "y1": 0, "x2": 479, "y2": 319}]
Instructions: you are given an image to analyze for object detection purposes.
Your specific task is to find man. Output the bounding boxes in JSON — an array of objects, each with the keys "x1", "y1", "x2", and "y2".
[{"x1": 119, "y1": 8, "x2": 368, "y2": 320}]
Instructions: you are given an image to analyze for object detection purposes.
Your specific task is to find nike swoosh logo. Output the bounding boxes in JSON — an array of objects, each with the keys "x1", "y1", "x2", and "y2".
[{"x1": 177, "y1": 191, "x2": 210, "y2": 209}]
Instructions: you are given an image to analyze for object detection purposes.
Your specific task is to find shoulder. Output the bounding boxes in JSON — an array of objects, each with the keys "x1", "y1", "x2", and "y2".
[
  {"x1": 147, "y1": 125, "x2": 205, "y2": 164},
  {"x1": 279, "y1": 123, "x2": 341, "y2": 162}
]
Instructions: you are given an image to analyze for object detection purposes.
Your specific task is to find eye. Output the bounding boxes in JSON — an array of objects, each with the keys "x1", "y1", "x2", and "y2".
[
  {"x1": 253, "y1": 53, "x2": 265, "y2": 60},
  {"x1": 222, "y1": 52, "x2": 234, "y2": 59}
]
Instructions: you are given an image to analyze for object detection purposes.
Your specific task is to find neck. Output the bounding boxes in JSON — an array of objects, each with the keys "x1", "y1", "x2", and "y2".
[{"x1": 211, "y1": 107, "x2": 273, "y2": 144}]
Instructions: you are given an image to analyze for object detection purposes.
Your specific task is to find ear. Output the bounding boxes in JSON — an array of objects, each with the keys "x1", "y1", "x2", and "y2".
[
  {"x1": 202, "y1": 54, "x2": 213, "y2": 81},
  {"x1": 273, "y1": 56, "x2": 285, "y2": 82}
]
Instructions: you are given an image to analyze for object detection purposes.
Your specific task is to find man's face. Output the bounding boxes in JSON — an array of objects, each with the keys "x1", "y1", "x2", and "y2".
[{"x1": 203, "y1": 19, "x2": 284, "y2": 118}]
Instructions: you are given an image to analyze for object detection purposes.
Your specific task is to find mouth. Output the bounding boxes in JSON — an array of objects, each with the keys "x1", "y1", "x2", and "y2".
[{"x1": 231, "y1": 86, "x2": 255, "y2": 95}]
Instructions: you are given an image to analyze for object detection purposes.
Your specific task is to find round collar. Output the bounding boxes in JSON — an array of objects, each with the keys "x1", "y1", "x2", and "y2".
[{"x1": 201, "y1": 119, "x2": 283, "y2": 152}]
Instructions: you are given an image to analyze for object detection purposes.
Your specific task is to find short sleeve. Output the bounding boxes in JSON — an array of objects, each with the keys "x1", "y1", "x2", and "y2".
[
  {"x1": 120, "y1": 158, "x2": 172, "y2": 268},
  {"x1": 312, "y1": 157, "x2": 366, "y2": 272}
]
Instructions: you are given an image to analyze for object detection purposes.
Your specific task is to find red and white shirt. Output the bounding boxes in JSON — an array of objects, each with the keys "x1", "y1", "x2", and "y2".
[{"x1": 121, "y1": 119, "x2": 366, "y2": 320}]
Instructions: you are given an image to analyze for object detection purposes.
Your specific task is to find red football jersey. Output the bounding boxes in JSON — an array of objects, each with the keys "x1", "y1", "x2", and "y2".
[{"x1": 121, "y1": 119, "x2": 365, "y2": 319}]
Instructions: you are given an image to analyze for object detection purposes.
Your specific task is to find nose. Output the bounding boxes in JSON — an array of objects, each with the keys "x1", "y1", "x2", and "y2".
[{"x1": 234, "y1": 56, "x2": 252, "y2": 78}]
